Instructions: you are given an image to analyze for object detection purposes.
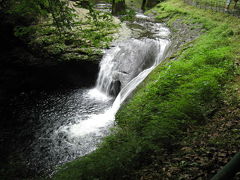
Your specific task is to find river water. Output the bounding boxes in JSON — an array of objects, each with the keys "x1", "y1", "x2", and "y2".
[{"x1": 1, "y1": 11, "x2": 171, "y2": 178}]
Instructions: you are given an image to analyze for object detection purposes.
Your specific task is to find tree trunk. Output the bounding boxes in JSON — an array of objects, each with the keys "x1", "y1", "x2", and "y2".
[
  {"x1": 112, "y1": 0, "x2": 126, "y2": 15},
  {"x1": 142, "y1": 0, "x2": 160, "y2": 11},
  {"x1": 211, "y1": 152, "x2": 240, "y2": 180},
  {"x1": 141, "y1": 0, "x2": 147, "y2": 11}
]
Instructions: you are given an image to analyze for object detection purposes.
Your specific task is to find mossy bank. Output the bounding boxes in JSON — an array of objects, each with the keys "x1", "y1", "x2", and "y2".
[{"x1": 52, "y1": 0, "x2": 240, "y2": 179}]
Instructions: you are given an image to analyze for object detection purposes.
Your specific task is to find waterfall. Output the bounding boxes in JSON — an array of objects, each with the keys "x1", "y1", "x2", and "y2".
[
  {"x1": 111, "y1": 38, "x2": 170, "y2": 114},
  {"x1": 13, "y1": 10, "x2": 173, "y2": 174},
  {"x1": 95, "y1": 38, "x2": 169, "y2": 97},
  {"x1": 72, "y1": 38, "x2": 171, "y2": 136},
  {"x1": 64, "y1": 37, "x2": 170, "y2": 140},
  {"x1": 95, "y1": 46, "x2": 121, "y2": 95},
  {"x1": 54, "y1": 18, "x2": 171, "y2": 162}
]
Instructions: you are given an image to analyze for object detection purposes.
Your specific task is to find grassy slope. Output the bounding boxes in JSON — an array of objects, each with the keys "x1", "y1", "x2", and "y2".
[{"x1": 52, "y1": 0, "x2": 240, "y2": 179}]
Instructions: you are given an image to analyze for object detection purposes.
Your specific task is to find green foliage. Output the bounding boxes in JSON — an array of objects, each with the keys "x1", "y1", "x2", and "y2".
[
  {"x1": 4, "y1": 0, "x2": 119, "y2": 61},
  {"x1": 14, "y1": 25, "x2": 37, "y2": 37},
  {"x1": 125, "y1": 0, "x2": 143, "y2": 9},
  {"x1": 5, "y1": 0, "x2": 116, "y2": 38},
  {"x1": 29, "y1": 17, "x2": 118, "y2": 61},
  {"x1": 7, "y1": 0, "x2": 49, "y2": 18},
  {"x1": 6, "y1": 0, "x2": 76, "y2": 36},
  {"x1": 120, "y1": 8, "x2": 136, "y2": 21},
  {"x1": 47, "y1": 0, "x2": 76, "y2": 35}
]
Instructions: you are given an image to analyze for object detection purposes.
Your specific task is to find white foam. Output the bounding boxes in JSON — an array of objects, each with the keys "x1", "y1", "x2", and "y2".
[
  {"x1": 135, "y1": 13, "x2": 151, "y2": 20},
  {"x1": 67, "y1": 108, "x2": 115, "y2": 137},
  {"x1": 87, "y1": 88, "x2": 111, "y2": 101}
]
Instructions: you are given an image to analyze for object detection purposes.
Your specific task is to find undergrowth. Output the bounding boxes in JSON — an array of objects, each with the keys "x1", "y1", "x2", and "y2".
[
  {"x1": 52, "y1": 0, "x2": 240, "y2": 179},
  {"x1": 16, "y1": 5, "x2": 119, "y2": 62}
]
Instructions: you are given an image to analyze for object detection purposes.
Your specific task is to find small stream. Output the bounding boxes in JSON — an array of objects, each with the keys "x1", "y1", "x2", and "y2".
[{"x1": 1, "y1": 10, "x2": 171, "y2": 178}]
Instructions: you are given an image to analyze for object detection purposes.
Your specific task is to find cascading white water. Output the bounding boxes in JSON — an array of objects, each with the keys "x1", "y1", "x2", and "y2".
[
  {"x1": 65, "y1": 37, "x2": 171, "y2": 139},
  {"x1": 112, "y1": 38, "x2": 170, "y2": 113},
  {"x1": 94, "y1": 37, "x2": 169, "y2": 96},
  {"x1": 51, "y1": 14, "x2": 171, "y2": 167},
  {"x1": 96, "y1": 46, "x2": 121, "y2": 95}
]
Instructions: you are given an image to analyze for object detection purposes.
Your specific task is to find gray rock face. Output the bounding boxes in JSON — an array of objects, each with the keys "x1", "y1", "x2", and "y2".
[
  {"x1": 96, "y1": 38, "x2": 161, "y2": 96},
  {"x1": 111, "y1": 39, "x2": 160, "y2": 92}
]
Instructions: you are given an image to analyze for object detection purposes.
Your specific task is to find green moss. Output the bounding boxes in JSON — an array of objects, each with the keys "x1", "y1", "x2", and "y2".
[
  {"x1": 125, "y1": 0, "x2": 143, "y2": 10},
  {"x1": 20, "y1": 8, "x2": 119, "y2": 62},
  {"x1": 52, "y1": 0, "x2": 240, "y2": 179},
  {"x1": 44, "y1": 43, "x2": 68, "y2": 55}
]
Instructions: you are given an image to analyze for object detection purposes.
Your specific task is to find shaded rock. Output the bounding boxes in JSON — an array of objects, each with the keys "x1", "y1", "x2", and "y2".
[{"x1": 112, "y1": 38, "x2": 160, "y2": 89}]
